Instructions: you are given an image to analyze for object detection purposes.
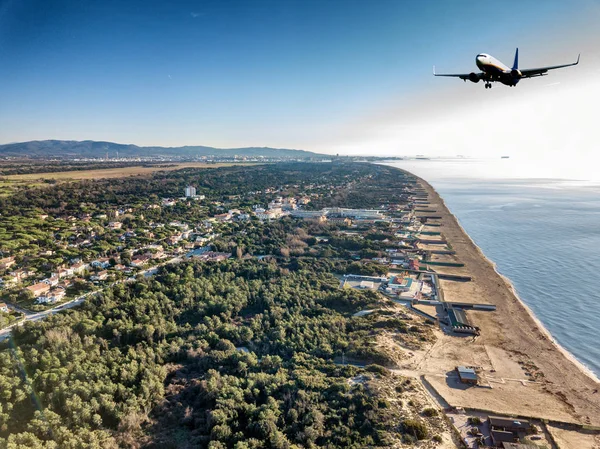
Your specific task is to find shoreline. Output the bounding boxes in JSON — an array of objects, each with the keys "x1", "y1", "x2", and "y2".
[
  {"x1": 432, "y1": 186, "x2": 600, "y2": 385},
  {"x1": 495, "y1": 271, "x2": 600, "y2": 384},
  {"x1": 399, "y1": 169, "x2": 600, "y2": 426}
]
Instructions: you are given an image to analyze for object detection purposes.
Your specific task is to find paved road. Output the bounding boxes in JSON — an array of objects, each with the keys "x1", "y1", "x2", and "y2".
[
  {"x1": 0, "y1": 291, "x2": 95, "y2": 341},
  {"x1": 0, "y1": 256, "x2": 183, "y2": 342}
]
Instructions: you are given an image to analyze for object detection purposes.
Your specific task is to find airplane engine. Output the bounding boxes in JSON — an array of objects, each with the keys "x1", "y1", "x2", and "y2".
[
  {"x1": 468, "y1": 72, "x2": 480, "y2": 83},
  {"x1": 511, "y1": 69, "x2": 522, "y2": 78}
]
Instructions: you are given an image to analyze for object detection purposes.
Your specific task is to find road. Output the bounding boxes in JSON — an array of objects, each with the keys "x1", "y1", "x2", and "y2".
[{"x1": 0, "y1": 256, "x2": 182, "y2": 342}]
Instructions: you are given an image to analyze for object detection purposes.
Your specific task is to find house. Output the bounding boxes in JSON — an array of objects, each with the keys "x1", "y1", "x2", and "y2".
[
  {"x1": 71, "y1": 262, "x2": 89, "y2": 274},
  {"x1": 36, "y1": 289, "x2": 65, "y2": 304},
  {"x1": 90, "y1": 258, "x2": 111, "y2": 269},
  {"x1": 491, "y1": 431, "x2": 518, "y2": 447},
  {"x1": 27, "y1": 283, "x2": 51, "y2": 298},
  {"x1": 167, "y1": 234, "x2": 183, "y2": 245},
  {"x1": 162, "y1": 198, "x2": 177, "y2": 207},
  {"x1": 488, "y1": 416, "x2": 530, "y2": 434},
  {"x1": 59, "y1": 279, "x2": 73, "y2": 288},
  {"x1": 11, "y1": 269, "x2": 35, "y2": 282},
  {"x1": 169, "y1": 221, "x2": 189, "y2": 230},
  {"x1": 56, "y1": 267, "x2": 74, "y2": 279},
  {"x1": 234, "y1": 213, "x2": 250, "y2": 221},
  {"x1": 108, "y1": 221, "x2": 122, "y2": 230},
  {"x1": 268, "y1": 198, "x2": 283, "y2": 210},
  {"x1": 388, "y1": 276, "x2": 414, "y2": 292},
  {"x1": 0, "y1": 256, "x2": 16, "y2": 270},
  {"x1": 42, "y1": 276, "x2": 60, "y2": 287},
  {"x1": 489, "y1": 415, "x2": 531, "y2": 447},
  {"x1": 130, "y1": 256, "x2": 150, "y2": 267},
  {"x1": 50, "y1": 289, "x2": 66, "y2": 301},
  {"x1": 0, "y1": 302, "x2": 9, "y2": 313},
  {"x1": 255, "y1": 208, "x2": 284, "y2": 221},
  {"x1": 214, "y1": 213, "x2": 232, "y2": 222},
  {"x1": 91, "y1": 270, "x2": 108, "y2": 281},
  {"x1": 456, "y1": 366, "x2": 478, "y2": 385},
  {"x1": 190, "y1": 252, "x2": 231, "y2": 262}
]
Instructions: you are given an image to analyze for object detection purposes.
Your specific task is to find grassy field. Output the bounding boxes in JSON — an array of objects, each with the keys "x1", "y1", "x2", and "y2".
[
  {"x1": 4, "y1": 162, "x2": 262, "y2": 181},
  {"x1": 0, "y1": 179, "x2": 47, "y2": 196}
]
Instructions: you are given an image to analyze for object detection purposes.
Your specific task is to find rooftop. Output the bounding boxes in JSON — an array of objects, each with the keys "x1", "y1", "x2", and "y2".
[
  {"x1": 456, "y1": 366, "x2": 478, "y2": 381},
  {"x1": 491, "y1": 430, "x2": 517, "y2": 443},
  {"x1": 448, "y1": 307, "x2": 470, "y2": 327},
  {"x1": 489, "y1": 416, "x2": 530, "y2": 429}
]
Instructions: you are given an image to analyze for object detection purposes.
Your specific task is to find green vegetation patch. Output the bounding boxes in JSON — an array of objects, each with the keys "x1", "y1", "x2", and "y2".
[{"x1": 0, "y1": 259, "x2": 414, "y2": 448}]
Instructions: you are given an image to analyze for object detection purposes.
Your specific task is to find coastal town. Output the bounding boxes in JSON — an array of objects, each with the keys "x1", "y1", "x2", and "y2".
[{"x1": 0, "y1": 162, "x2": 598, "y2": 448}]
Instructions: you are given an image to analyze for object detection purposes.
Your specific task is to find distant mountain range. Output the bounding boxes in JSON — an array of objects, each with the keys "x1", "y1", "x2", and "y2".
[{"x1": 0, "y1": 140, "x2": 325, "y2": 159}]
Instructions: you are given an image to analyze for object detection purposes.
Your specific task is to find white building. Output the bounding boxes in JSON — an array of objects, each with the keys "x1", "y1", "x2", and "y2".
[
  {"x1": 254, "y1": 208, "x2": 284, "y2": 221},
  {"x1": 185, "y1": 186, "x2": 197, "y2": 198},
  {"x1": 290, "y1": 210, "x2": 328, "y2": 219},
  {"x1": 324, "y1": 208, "x2": 384, "y2": 219}
]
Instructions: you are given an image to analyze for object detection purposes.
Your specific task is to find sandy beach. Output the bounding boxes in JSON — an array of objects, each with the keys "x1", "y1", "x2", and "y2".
[{"x1": 405, "y1": 174, "x2": 600, "y2": 431}]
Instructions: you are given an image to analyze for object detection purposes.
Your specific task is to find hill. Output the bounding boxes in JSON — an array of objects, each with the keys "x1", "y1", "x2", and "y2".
[{"x1": 0, "y1": 140, "x2": 324, "y2": 159}]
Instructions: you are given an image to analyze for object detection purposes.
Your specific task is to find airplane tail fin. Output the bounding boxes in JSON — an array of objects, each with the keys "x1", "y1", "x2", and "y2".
[{"x1": 512, "y1": 47, "x2": 519, "y2": 70}]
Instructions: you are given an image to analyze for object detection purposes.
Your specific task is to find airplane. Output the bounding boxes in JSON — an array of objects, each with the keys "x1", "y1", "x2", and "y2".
[{"x1": 433, "y1": 48, "x2": 579, "y2": 89}]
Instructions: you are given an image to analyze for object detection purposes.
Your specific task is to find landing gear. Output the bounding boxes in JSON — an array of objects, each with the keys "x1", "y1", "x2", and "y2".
[{"x1": 484, "y1": 83, "x2": 492, "y2": 89}]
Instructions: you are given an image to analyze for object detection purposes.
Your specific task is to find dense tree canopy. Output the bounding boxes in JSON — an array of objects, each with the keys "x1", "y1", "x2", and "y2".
[{"x1": 0, "y1": 259, "x2": 429, "y2": 448}]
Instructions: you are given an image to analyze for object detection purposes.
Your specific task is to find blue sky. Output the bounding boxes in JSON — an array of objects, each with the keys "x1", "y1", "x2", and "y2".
[{"x1": 0, "y1": 0, "x2": 597, "y2": 152}]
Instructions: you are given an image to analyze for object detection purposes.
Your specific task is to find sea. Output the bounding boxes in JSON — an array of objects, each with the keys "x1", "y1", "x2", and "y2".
[{"x1": 383, "y1": 158, "x2": 600, "y2": 379}]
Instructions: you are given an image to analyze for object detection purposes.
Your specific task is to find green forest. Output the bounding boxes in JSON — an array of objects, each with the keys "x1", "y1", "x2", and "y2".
[
  {"x1": 0, "y1": 162, "x2": 447, "y2": 448},
  {"x1": 0, "y1": 260, "x2": 442, "y2": 448}
]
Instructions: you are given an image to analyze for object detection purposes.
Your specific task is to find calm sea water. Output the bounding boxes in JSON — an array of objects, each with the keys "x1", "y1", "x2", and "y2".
[{"x1": 384, "y1": 159, "x2": 600, "y2": 378}]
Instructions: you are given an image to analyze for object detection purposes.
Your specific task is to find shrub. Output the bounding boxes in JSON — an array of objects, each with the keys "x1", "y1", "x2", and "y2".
[
  {"x1": 422, "y1": 407, "x2": 438, "y2": 417},
  {"x1": 401, "y1": 418, "x2": 429, "y2": 440},
  {"x1": 365, "y1": 364, "x2": 389, "y2": 376},
  {"x1": 468, "y1": 416, "x2": 482, "y2": 425},
  {"x1": 432, "y1": 434, "x2": 443, "y2": 443}
]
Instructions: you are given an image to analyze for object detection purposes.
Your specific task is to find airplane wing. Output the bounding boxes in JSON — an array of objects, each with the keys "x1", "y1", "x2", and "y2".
[
  {"x1": 519, "y1": 54, "x2": 580, "y2": 78},
  {"x1": 432, "y1": 67, "x2": 483, "y2": 81}
]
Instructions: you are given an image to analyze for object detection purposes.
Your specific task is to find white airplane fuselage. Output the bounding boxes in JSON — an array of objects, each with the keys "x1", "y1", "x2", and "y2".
[
  {"x1": 475, "y1": 53, "x2": 521, "y2": 86},
  {"x1": 434, "y1": 49, "x2": 579, "y2": 88}
]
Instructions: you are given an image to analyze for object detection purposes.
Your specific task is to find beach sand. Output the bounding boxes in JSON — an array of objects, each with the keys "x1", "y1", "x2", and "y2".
[{"x1": 409, "y1": 175, "x2": 600, "y2": 427}]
